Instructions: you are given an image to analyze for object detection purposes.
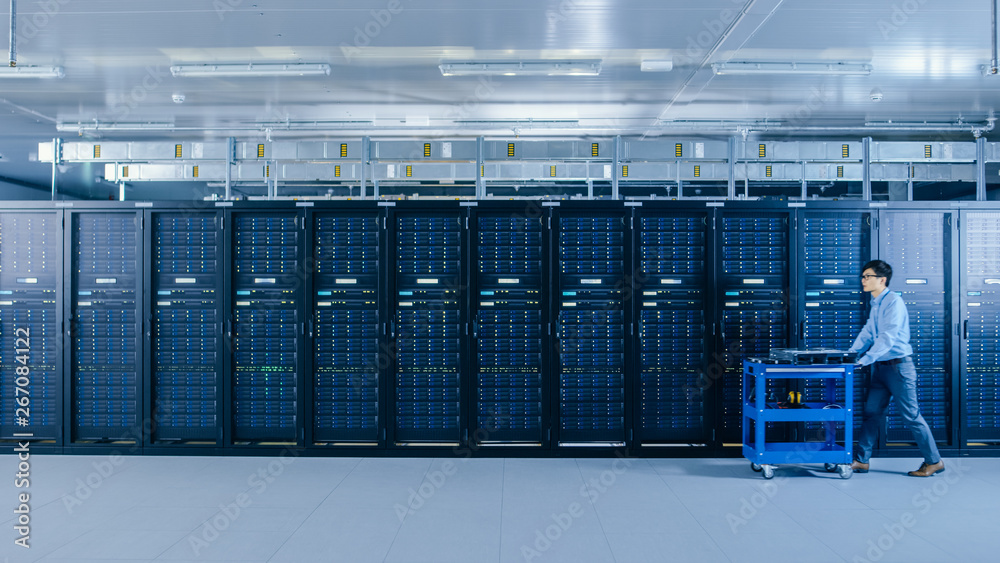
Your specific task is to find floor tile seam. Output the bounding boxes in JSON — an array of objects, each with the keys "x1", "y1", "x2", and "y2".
[
  {"x1": 758, "y1": 470, "x2": 875, "y2": 563},
  {"x1": 150, "y1": 454, "x2": 352, "y2": 562},
  {"x1": 18, "y1": 528, "x2": 92, "y2": 562},
  {"x1": 263, "y1": 455, "x2": 366, "y2": 562},
  {"x1": 870, "y1": 506, "x2": 975, "y2": 562},
  {"x1": 496, "y1": 458, "x2": 505, "y2": 563},
  {"x1": 770, "y1": 466, "x2": 974, "y2": 562},
  {"x1": 653, "y1": 468, "x2": 735, "y2": 563},
  {"x1": 574, "y1": 457, "x2": 621, "y2": 563},
  {"x1": 372, "y1": 457, "x2": 436, "y2": 563}
]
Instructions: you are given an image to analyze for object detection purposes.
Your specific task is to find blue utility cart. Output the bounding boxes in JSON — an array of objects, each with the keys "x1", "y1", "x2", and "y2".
[{"x1": 743, "y1": 359, "x2": 854, "y2": 479}]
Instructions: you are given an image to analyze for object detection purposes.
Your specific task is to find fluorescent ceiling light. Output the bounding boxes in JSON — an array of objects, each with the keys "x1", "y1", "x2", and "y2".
[
  {"x1": 640, "y1": 60, "x2": 673, "y2": 72},
  {"x1": 0, "y1": 65, "x2": 65, "y2": 78},
  {"x1": 711, "y1": 61, "x2": 872, "y2": 76},
  {"x1": 57, "y1": 121, "x2": 175, "y2": 133},
  {"x1": 170, "y1": 63, "x2": 331, "y2": 78},
  {"x1": 439, "y1": 60, "x2": 601, "y2": 76}
]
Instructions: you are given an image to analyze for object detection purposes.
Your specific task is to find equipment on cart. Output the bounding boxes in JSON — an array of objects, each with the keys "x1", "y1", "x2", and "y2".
[{"x1": 767, "y1": 348, "x2": 858, "y2": 365}]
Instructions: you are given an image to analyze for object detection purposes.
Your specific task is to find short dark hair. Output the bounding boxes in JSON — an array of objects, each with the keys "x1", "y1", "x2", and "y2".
[{"x1": 862, "y1": 260, "x2": 892, "y2": 285}]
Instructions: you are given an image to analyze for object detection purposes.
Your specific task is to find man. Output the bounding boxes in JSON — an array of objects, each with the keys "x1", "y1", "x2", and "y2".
[{"x1": 848, "y1": 260, "x2": 944, "y2": 477}]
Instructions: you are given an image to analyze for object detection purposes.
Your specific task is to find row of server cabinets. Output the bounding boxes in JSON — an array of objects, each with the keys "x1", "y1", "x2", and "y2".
[{"x1": 0, "y1": 200, "x2": 997, "y2": 456}]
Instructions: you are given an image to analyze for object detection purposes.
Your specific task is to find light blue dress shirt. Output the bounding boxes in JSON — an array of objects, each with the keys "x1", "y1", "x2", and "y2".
[{"x1": 848, "y1": 289, "x2": 913, "y2": 366}]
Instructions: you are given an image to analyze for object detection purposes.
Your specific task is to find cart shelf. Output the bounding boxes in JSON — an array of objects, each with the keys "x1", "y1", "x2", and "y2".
[{"x1": 744, "y1": 403, "x2": 848, "y2": 422}]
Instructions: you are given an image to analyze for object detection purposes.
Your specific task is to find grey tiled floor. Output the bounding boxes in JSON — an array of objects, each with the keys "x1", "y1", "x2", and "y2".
[{"x1": 2, "y1": 455, "x2": 998, "y2": 562}]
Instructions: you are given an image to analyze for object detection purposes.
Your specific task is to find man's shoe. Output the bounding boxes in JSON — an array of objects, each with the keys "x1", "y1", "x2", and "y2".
[
  {"x1": 907, "y1": 460, "x2": 945, "y2": 477},
  {"x1": 850, "y1": 460, "x2": 869, "y2": 473}
]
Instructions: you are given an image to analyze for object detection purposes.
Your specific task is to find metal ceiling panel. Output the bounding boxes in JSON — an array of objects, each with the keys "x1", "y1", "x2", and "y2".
[{"x1": 5, "y1": 0, "x2": 1000, "y2": 200}]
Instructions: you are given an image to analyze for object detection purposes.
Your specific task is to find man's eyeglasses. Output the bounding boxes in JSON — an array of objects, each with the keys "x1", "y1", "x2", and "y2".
[{"x1": 861, "y1": 274, "x2": 880, "y2": 280}]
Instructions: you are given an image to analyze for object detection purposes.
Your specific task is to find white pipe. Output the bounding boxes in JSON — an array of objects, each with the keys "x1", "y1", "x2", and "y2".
[
  {"x1": 992, "y1": 0, "x2": 998, "y2": 74},
  {"x1": 9, "y1": 0, "x2": 15, "y2": 67},
  {"x1": 224, "y1": 136, "x2": 234, "y2": 200},
  {"x1": 56, "y1": 122, "x2": 995, "y2": 136},
  {"x1": 50, "y1": 137, "x2": 58, "y2": 200}
]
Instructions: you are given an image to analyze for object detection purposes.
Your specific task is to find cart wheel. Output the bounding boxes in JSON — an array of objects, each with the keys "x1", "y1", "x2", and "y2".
[
  {"x1": 751, "y1": 462, "x2": 763, "y2": 472},
  {"x1": 762, "y1": 466, "x2": 775, "y2": 479},
  {"x1": 824, "y1": 463, "x2": 837, "y2": 472},
  {"x1": 837, "y1": 465, "x2": 853, "y2": 479}
]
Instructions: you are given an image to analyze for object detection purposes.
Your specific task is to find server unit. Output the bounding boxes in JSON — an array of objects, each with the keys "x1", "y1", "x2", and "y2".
[
  {"x1": 799, "y1": 210, "x2": 870, "y2": 440},
  {"x1": 0, "y1": 212, "x2": 62, "y2": 442},
  {"x1": 311, "y1": 210, "x2": 381, "y2": 444},
  {"x1": 880, "y1": 211, "x2": 953, "y2": 447},
  {"x1": 69, "y1": 211, "x2": 142, "y2": 443},
  {"x1": 554, "y1": 208, "x2": 627, "y2": 445},
  {"x1": 634, "y1": 207, "x2": 711, "y2": 445},
  {"x1": 148, "y1": 211, "x2": 223, "y2": 444},
  {"x1": 230, "y1": 212, "x2": 304, "y2": 444},
  {"x1": 961, "y1": 211, "x2": 1000, "y2": 447},
  {"x1": 471, "y1": 206, "x2": 546, "y2": 445},
  {"x1": 718, "y1": 210, "x2": 791, "y2": 445},
  {"x1": 392, "y1": 209, "x2": 464, "y2": 444}
]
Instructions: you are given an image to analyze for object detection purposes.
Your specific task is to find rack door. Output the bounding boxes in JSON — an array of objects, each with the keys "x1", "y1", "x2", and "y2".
[{"x1": 554, "y1": 212, "x2": 626, "y2": 445}]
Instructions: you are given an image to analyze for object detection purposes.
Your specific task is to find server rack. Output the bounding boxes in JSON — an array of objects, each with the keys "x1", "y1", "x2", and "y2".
[
  {"x1": 470, "y1": 202, "x2": 548, "y2": 446},
  {"x1": 309, "y1": 206, "x2": 382, "y2": 445},
  {"x1": 878, "y1": 209, "x2": 955, "y2": 449},
  {"x1": 228, "y1": 210, "x2": 305, "y2": 445},
  {"x1": 390, "y1": 204, "x2": 465, "y2": 445},
  {"x1": 146, "y1": 210, "x2": 224, "y2": 445},
  {"x1": 633, "y1": 203, "x2": 712, "y2": 446},
  {"x1": 67, "y1": 210, "x2": 143, "y2": 444},
  {"x1": 0, "y1": 210, "x2": 62, "y2": 443},
  {"x1": 553, "y1": 204, "x2": 629, "y2": 446},
  {"x1": 960, "y1": 210, "x2": 1000, "y2": 448},
  {"x1": 0, "y1": 199, "x2": 993, "y2": 458},
  {"x1": 797, "y1": 207, "x2": 872, "y2": 441},
  {"x1": 717, "y1": 206, "x2": 792, "y2": 445}
]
